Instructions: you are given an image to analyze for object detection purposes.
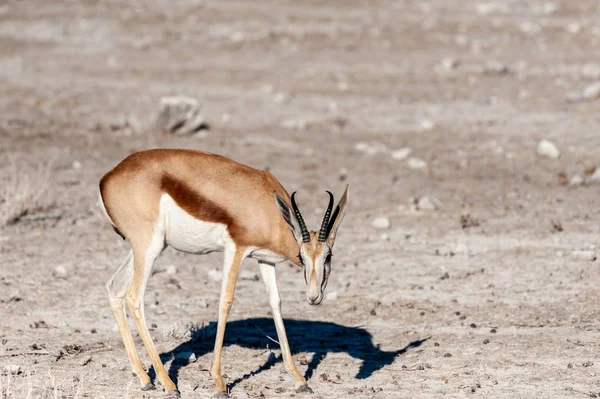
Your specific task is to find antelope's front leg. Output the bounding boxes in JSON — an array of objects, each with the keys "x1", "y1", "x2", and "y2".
[
  {"x1": 258, "y1": 261, "x2": 312, "y2": 393},
  {"x1": 211, "y1": 246, "x2": 246, "y2": 398}
]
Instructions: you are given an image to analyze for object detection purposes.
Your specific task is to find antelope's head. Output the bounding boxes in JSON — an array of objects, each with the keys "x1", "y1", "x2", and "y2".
[{"x1": 275, "y1": 185, "x2": 349, "y2": 305}]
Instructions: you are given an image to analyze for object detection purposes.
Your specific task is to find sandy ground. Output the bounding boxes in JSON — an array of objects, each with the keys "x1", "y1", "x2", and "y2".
[{"x1": 2, "y1": 0, "x2": 600, "y2": 398}]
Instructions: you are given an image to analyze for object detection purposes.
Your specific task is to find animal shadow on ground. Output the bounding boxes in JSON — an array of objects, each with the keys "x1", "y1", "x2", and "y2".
[{"x1": 154, "y1": 318, "x2": 428, "y2": 391}]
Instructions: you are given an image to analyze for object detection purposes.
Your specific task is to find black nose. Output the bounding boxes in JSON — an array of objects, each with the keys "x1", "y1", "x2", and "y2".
[{"x1": 308, "y1": 296, "x2": 322, "y2": 306}]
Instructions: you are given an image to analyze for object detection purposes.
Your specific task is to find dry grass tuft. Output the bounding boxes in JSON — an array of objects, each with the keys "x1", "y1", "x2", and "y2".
[{"x1": 0, "y1": 158, "x2": 52, "y2": 227}]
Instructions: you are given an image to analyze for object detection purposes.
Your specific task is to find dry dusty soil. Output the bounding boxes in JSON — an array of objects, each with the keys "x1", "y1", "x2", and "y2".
[{"x1": 2, "y1": 0, "x2": 600, "y2": 398}]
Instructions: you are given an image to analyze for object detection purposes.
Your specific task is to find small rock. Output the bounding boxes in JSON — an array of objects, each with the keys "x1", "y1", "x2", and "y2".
[
  {"x1": 80, "y1": 356, "x2": 92, "y2": 366},
  {"x1": 157, "y1": 95, "x2": 208, "y2": 136},
  {"x1": 281, "y1": 118, "x2": 308, "y2": 130},
  {"x1": 54, "y1": 265, "x2": 67, "y2": 276},
  {"x1": 407, "y1": 157, "x2": 428, "y2": 170},
  {"x1": 419, "y1": 119, "x2": 435, "y2": 131},
  {"x1": 3, "y1": 365, "x2": 21, "y2": 375},
  {"x1": 391, "y1": 148, "x2": 412, "y2": 161},
  {"x1": 174, "y1": 351, "x2": 197, "y2": 364},
  {"x1": 572, "y1": 251, "x2": 597, "y2": 261},
  {"x1": 240, "y1": 270, "x2": 259, "y2": 281},
  {"x1": 371, "y1": 217, "x2": 391, "y2": 230},
  {"x1": 537, "y1": 140, "x2": 560, "y2": 159},
  {"x1": 355, "y1": 141, "x2": 388, "y2": 156},
  {"x1": 72, "y1": 161, "x2": 81, "y2": 170},
  {"x1": 166, "y1": 265, "x2": 177, "y2": 275},
  {"x1": 569, "y1": 175, "x2": 584, "y2": 186},
  {"x1": 589, "y1": 168, "x2": 600, "y2": 182},
  {"x1": 582, "y1": 64, "x2": 600, "y2": 80},
  {"x1": 566, "y1": 22, "x2": 582, "y2": 34},
  {"x1": 208, "y1": 269, "x2": 222, "y2": 282},
  {"x1": 484, "y1": 60, "x2": 509, "y2": 75},
  {"x1": 440, "y1": 57, "x2": 459, "y2": 71},
  {"x1": 583, "y1": 82, "x2": 600, "y2": 100},
  {"x1": 416, "y1": 196, "x2": 441, "y2": 211},
  {"x1": 326, "y1": 291, "x2": 338, "y2": 301}
]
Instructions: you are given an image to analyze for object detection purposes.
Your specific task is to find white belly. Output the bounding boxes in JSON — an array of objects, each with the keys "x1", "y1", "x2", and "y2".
[{"x1": 160, "y1": 194, "x2": 231, "y2": 254}]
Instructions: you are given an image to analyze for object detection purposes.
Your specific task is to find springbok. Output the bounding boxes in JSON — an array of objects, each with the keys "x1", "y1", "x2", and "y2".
[{"x1": 99, "y1": 149, "x2": 349, "y2": 398}]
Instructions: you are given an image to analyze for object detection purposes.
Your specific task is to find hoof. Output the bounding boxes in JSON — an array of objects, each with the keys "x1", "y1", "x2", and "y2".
[
  {"x1": 141, "y1": 383, "x2": 156, "y2": 391},
  {"x1": 296, "y1": 385, "x2": 313, "y2": 394},
  {"x1": 165, "y1": 391, "x2": 181, "y2": 399},
  {"x1": 213, "y1": 392, "x2": 230, "y2": 398}
]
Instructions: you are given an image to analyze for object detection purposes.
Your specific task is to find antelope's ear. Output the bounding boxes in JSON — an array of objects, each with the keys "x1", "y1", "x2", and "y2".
[
  {"x1": 326, "y1": 185, "x2": 349, "y2": 247},
  {"x1": 274, "y1": 193, "x2": 303, "y2": 243}
]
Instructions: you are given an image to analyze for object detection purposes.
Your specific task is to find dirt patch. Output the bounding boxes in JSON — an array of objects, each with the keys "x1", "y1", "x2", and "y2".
[{"x1": 2, "y1": 0, "x2": 600, "y2": 398}]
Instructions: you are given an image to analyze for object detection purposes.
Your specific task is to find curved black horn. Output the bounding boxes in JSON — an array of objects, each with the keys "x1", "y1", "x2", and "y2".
[
  {"x1": 291, "y1": 192, "x2": 310, "y2": 243},
  {"x1": 318, "y1": 191, "x2": 334, "y2": 242}
]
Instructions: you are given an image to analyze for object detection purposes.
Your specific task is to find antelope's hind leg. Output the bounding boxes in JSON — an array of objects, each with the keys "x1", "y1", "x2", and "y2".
[
  {"x1": 126, "y1": 237, "x2": 179, "y2": 396},
  {"x1": 106, "y1": 250, "x2": 154, "y2": 390}
]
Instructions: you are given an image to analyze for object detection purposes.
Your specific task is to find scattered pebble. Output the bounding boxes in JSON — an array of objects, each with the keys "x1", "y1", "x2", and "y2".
[
  {"x1": 280, "y1": 118, "x2": 308, "y2": 130},
  {"x1": 371, "y1": 217, "x2": 391, "y2": 230},
  {"x1": 419, "y1": 119, "x2": 435, "y2": 131},
  {"x1": 208, "y1": 269, "x2": 222, "y2": 282},
  {"x1": 355, "y1": 141, "x2": 389, "y2": 156},
  {"x1": 569, "y1": 175, "x2": 584, "y2": 186},
  {"x1": 326, "y1": 291, "x2": 338, "y2": 301},
  {"x1": 407, "y1": 157, "x2": 428, "y2": 170},
  {"x1": 572, "y1": 251, "x2": 597, "y2": 261},
  {"x1": 537, "y1": 140, "x2": 560, "y2": 159},
  {"x1": 3, "y1": 365, "x2": 21, "y2": 375},
  {"x1": 440, "y1": 57, "x2": 459, "y2": 71},
  {"x1": 589, "y1": 168, "x2": 600, "y2": 182},
  {"x1": 166, "y1": 265, "x2": 177, "y2": 275},
  {"x1": 413, "y1": 196, "x2": 441, "y2": 211},
  {"x1": 72, "y1": 161, "x2": 82, "y2": 170},
  {"x1": 582, "y1": 64, "x2": 600, "y2": 80},
  {"x1": 483, "y1": 339, "x2": 490, "y2": 345},
  {"x1": 240, "y1": 270, "x2": 259, "y2": 281},
  {"x1": 391, "y1": 147, "x2": 412, "y2": 161},
  {"x1": 566, "y1": 22, "x2": 582, "y2": 34},
  {"x1": 484, "y1": 60, "x2": 509, "y2": 75},
  {"x1": 157, "y1": 95, "x2": 208, "y2": 136},
  {"x1": 174, "y1": 351, "x2": 197, "y2": 364},
  {"x1": 583, "y1": 82, "x2": 600, "y2": 101},
  {"x1": 80, "y1": 356, "x2": 92, "y2": 366},
  {"x1": 55, "y1": 265, "x2": 67, "y2": 276}
]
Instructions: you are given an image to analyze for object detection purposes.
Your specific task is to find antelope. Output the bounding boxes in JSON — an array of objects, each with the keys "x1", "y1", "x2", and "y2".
[{"x1": 98, "y1": 149, "x2": 349, "y2": 398}]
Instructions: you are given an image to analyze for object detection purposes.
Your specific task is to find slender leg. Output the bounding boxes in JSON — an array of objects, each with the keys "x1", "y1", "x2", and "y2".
[
  {"x1": 211, "y1": 245, "x2": 247, "y2": 397},
  {"x1": 107, "y1": 251, "x2": 153, "y2": 390},
  {"x1": 126, "y1": 242, "x2": 178, "y2": 396},
  {"x1": 258, "y1": 261, "x2": 311, "y2": 392}
]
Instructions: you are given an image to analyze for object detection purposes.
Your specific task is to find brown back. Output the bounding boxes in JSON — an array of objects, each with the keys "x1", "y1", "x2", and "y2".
[{"x1": 100, "y1": 149, "x2": 300, "y2": 261}]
